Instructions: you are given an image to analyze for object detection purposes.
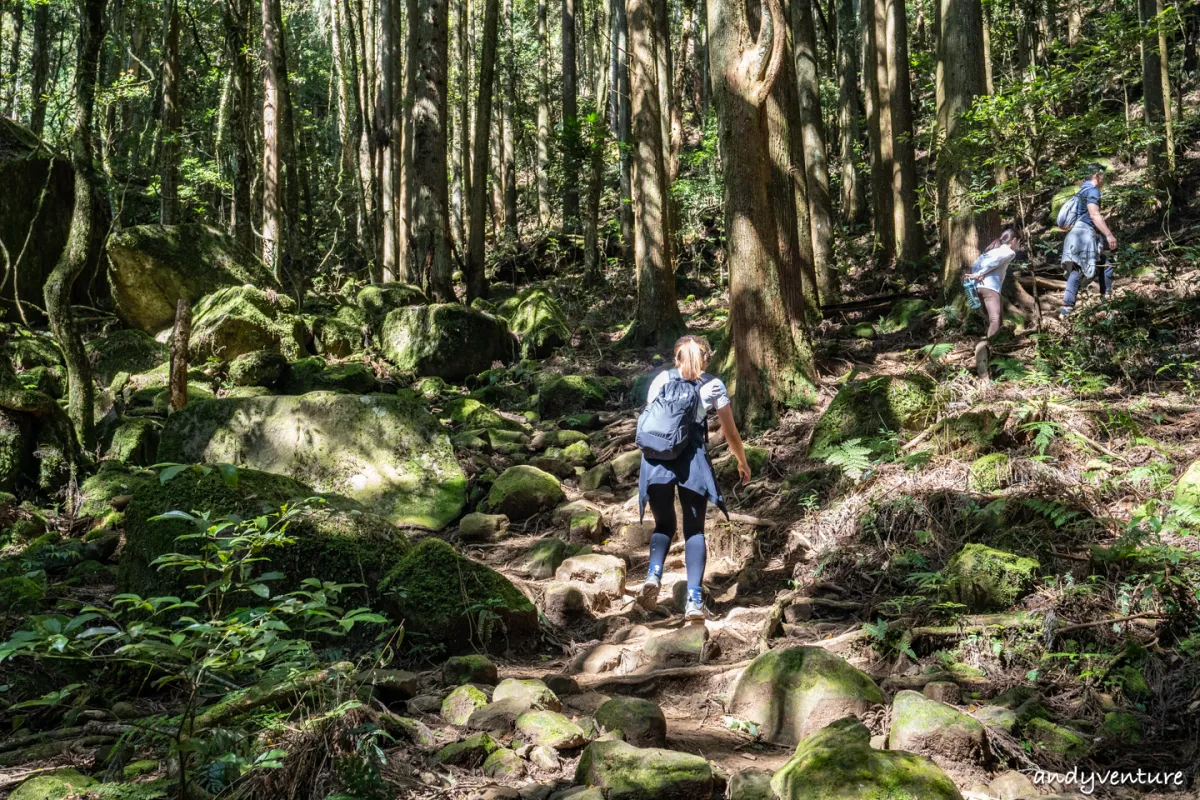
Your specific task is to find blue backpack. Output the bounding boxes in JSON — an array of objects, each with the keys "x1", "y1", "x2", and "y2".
[{"x1": 635, "y1": 370, "x2": 706, "y2": 460}]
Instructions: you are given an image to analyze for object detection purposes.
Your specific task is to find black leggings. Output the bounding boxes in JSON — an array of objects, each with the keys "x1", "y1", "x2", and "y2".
[{"x1": 644, "y1": 483, "x2": 707, "y2": 594}]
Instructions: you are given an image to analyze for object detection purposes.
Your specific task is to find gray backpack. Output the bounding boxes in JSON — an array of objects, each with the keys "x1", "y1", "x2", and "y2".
[
  {"x1": 635, "y1": 370, "x2": 705, "y2": 461},
  {"x1": 1056, "y1": 187, "x2": 1088, "y2": 231}
]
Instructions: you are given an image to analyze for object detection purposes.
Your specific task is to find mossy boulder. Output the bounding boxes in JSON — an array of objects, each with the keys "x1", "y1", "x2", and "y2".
[
  {"x1": 444, "y1": 654, "x2": 499, "y2": 686},
  {"x1": 1101, "y1": 711, "x2": 1142, "y2": 742},
  {"x1": 968, "y1": 452, "x2": 1012, "y2": 493},
  {"x1": 9, "y1": 769, "x2": 96, "y2": 800},
  {"x1": 938, "y1": 411, "x2": 1005, "y2": 456},
  {"x1": 575, "y1": 739, "x2": 713, "y2": 800},
  {"x1": 381, "y1": 304, "x2": 516, "y2": 381},
  {"x1": 482, "y1": 747, "x2": 524, "y2": 779},
  {"x1": 887, "y1": 690, "x2": 988, "y2": 765},
  {"x1": 356, "y1": 282, "x2": 427, "y2": 325},
  {"x1": 945, "y1": 544, "x2": 1038, "y2": 612},
  {"x1": 4, "y1": 330, "x2": 63, "y2": 372},
  {"x1": 434, "y1": 732, "x2": 499, "y2": 766},
  {"x1": 380, "y1": 538, "x2": 538, "y2": 653},
  {"x1": 770, "y1": 717, "x2": 963, "y2": 800},
  {"x1": 488, "y1": 465, "x2": 564, "y2": 520},
  {"x1": 0, "y1": 409, "x2": 31, "y2": 492},
  {"x1": 107, "y1": 224, "x2": 280, "y2": 332},
  {"x1": 442, "y1": 684, "x2": 490, "y2": 725},
  {"x1": 0, "y1": 575, "x2": 44, "y2": 612},
  {"x1": 459, "y1": 512, "x2": 510, "y2": 542},
  {"x1": 594, "y1": 697, "x2": 667, "y2": 748},
  {"x1": 228, "y1": 350, "x2": 287, "y2": 388},
  {"x1": 86, "y1": 329, "x2": 168, "y2": 386},
  {"x1": 102, "y1": 418, "x2": 159, "y2": 466},
  {"x1": 279, "y1": 357, "x2": 378, "y2": 395},
  {"x1": 1175, "y1": 457, "x2": 1200, "y2": 507},
  {"x1": 517, "y1": 710, "x2": 586, "y2": 750},
  {"x1": 808, "y1": 374, "x2": 937, "y2": 459},
  {"x1": 493, "y1": 678, "x2": 562, "y2": 711},
  {"x1": 521, "y1": 537, "x2": 574, "y2": 579},
  {"x1": 443, "y1": 397, "x2": 525, "y2": 432},
  {"x1": 118, "y1": 467, "x2": 410, "y2": 601},
  {"x1": 504, "y1": 287, "x2": 571, "y2": 358},
  {"x1": 157, "y1": 392, "x2": 465, "y2": 529},
  {"x1": 876, "y1": 299, "x2": 933, "y2": 334},
  {"x1": 728, "y1": 769, "x2": 775, "y2": 800},
  {"x1": 311, "y1": 305, "x2": 368, "y2": 357},
  {"x1": 728, "y1": 646, "x2": 884, "y2": 746},
  {"x1": 535, "y1": 373, "x2": 622, "y2": 418},
  {"x1": 1024, "y1": 717, "x2": 1093, "y2": 760},
  {"x1": 78, "y1": 463, "x2": 153, "y2": 521},
  {"x1": 17, "y1": 365, "x2": 63, "y2": 399},
  {"x1": 189, "y1": 285, "x2": 306, "y2": 361}
]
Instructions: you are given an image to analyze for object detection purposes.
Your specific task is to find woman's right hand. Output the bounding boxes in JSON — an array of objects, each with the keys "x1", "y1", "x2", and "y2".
[{"x1": 737, "y1": 458, "x2": 752, "y2": 485}]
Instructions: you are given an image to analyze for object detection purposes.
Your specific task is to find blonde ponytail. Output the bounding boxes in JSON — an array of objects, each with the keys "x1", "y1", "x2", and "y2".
[{"x1": 674, "y1": 335, "x2": 710, "y2": 381}]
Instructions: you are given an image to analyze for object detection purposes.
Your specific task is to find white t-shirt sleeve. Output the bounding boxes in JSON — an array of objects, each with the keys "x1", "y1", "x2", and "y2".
[{"x1": 700, "y1": 377, "x2": 730, "y2": 414}]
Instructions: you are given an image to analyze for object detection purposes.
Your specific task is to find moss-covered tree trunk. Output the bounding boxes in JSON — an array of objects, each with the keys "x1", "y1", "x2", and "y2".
[
  {"x1": 223, "y1": 0, "x2": 255, "y2": 250},
  {"x1": 159, "y1": 0, "x2": 181, "y2": 224},
  {"x1": 502, "y1": 0, "x2": 518, "y2": 239},
  {"x1": 863, "y1": 0, "x2": 894, "y2": 261},
  {"x1": 836, "y1": 0, "x2": 866, "y2": 226},
  {"x1": 936, "y1": 0, "x2": 998, "y2": 301},
  {"x1": 466, "y1": 0, "x2": 500, "y2": 303},
  {"x1": 261, "y1": 0, "x2": 286, "y2": 274},
  {"x1": 537, "y1": 0, "x2": 552, "y2": 227},
  {"x1": 626, "y1": 0, "x2": 684, "y2": 345},
  {"x1": 45, "y1": 0, "x2": 107, "y2": 452},
  {"x1": 707, "y1": 0, "x2": 817, "y2": 427}
]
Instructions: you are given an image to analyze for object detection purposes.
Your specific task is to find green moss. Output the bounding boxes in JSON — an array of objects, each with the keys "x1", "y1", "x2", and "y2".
[
  {"x1": 441, "y1": 684, "x2": 491, "y2": 724},
  {"x1": 443, "y1": 397, "x2": 524, "y2": 432},
  {"x1": 381, "y1": 304, "x2": 515, "y2": 381},
  {"x1": 157, "y1": 393, "x2": 465, "y2": 529},
  {"x1": 104, "y1": 418, "x2": 160, "y2": 466},
  {"x1": 534, "y1": 373, "x2": 621, "y2": 418},
  {"x1": 808, "y1": 374, "x2": 937, "y2": 459},
  {"x1": 522, "y1": 538, "x2": 574, "y2": 579},
  {"x1": 415, "y1": 376, "x2": 449, "y2": 398},
  {"x1": 0, "y1": 575, "x2": 44, "y2": 612},
  {"x1": 876, "y1": 299, "x2": 932, "y2": 334},
  {"x1": 1175, "y1": 458, "x2": 1200, "y2": 507},
  {"x1": 8, "y1": 769, "x2": 96, "y2": 800},
  {"x1": 575, "y1": 739, "x2": 713, "y2": 800},
  {"x1": 1024, "y1": 717, "x2": 1093, "y2": 760},
  {"x1": 118, "y1": 467, "x2": 410, "y2": 603},
  {"x1": 504, "y1": 288, "x2": 572, "y2": 358},
  {"x1": 312, "y1": 306, "x2": 368, "y2": 357},
  {"x1": 594, "y1": 697, "x2": 667, "y2": 748},
  {"x1": 887, "y1": 690, "x2": 985, "y2": 760},
  {"x1": 4, "y1": 331, "x2": 63, "y2": 372},
  {"x1": 494, "y1": 678, "x2": 561, "y2": 710},
  {"x1": 228, "y1": 350, "x2": 288, "y2": 388},
  {"x1": 122, "y1": 760, "x2": 160, "y2": 779},
  {"x1": 482, "y1": 747, "x2": 524, "y2": 778},
  {"x1": 280, "y1": 357, "x2": 378, "y2": 394},
  {"x1": 356, "y1": 283, "x2": 427, "y2": 324},
  {"x1": 150, "y1": 384, "x2": 215, "y2": 413},
  {"x1": 1101, "y1": 711, "x2": 1141, "y2": 742},
  {"x1": 190, "y1": 285, "x2": 306, "y2": 361},
  {"x1": 443, "y1": 654, "x2": 498, "y2": 685},
  {"x1": 79, "y1": 464, "x2": 154, "y2": 519},
  {"x1": 562, "y1": 440, "x2": 594, "y2": 465},
  {"x1": 380, "y1": 538, "x2": 537, "y2": 653},
  {"x1": 945, "y1": 543, "x2": 1038, "y2": 612},
  {"x1": 516, "y1": 710, "x2": 586, "y2": 749},
  {"x1": 0, "y1": 409, "x2": 28, "y2": 492},
  {"x1": 434, "y1": 732, "x2": 498, "y2": 766},
  {"x1": 86, "y1": 330, "x2": 168, "y2": 386},
  {"x1": 63, "y1": 560, "x2": 114, "y2": 587},
  {"x1": 770, "y1": 718, "x2": 962, "y2": 800},
  {"x1": 939, "y1": 411, "x2": 1005, "y2": 456},
  {"x1": 968, "y1": 453, "x2": 1011, "y2": 493},
  {"x1": 487, "y1": 465, "x2": 564, "y2": 520},
  {"x1": 18, "y1": 366, "x2": 63, "y2": 398}
]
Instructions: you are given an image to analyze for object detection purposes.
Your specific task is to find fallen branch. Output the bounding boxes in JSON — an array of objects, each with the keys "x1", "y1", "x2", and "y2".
[
  {"x1": 0, "y1": 721, "x2": 133, "y2": 755},
  {"x1": 1054, "y1": 612, "x2": 1163, "y2": 637},
  {"x1": 578, "y1": 659, "x2": 755, "y2": 689},
  {"x1": 192, "y1": 662, "x2": 356, "y2": 731},
  {"x1": 0, "y1": 735, "x2": 116, "y2": 768}
]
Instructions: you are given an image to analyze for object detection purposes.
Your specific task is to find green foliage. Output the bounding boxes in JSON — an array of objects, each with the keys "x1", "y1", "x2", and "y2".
[{"x1": 821, "y1": 438, "x2": 874, "y2": 481}]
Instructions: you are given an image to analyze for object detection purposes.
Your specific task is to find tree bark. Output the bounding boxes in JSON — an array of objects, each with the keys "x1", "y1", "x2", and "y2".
[
  {"x1": 168, "y1": 299, "x2": 191, "y2": 413},
  {"x1": 707, "y1": 0, "x2": 817, "y2": 427},
  {"x1": 3, "y1": 4, "x2": 22, "y2": 118},
  {"x1": 537, "y1": 0, "x2": 552, "y2": 227},
  {"x1": 884, "y1": 0, "x2": 923, "y2": 262},
  {"x1": 836, "y1": 0, "x2": 866, "y2": 226},
  {"x1": 1140, "y1": 0, "x2": 1166, "y2": 185},
  {"x1": 379, "y1": 0, "x2": 399, "y2": 280},
  {"x1": 626, "y1": 0, "x2": 683, "y2": 345},
  {"x1": 562, "y1": 0, "x2": 580, "y2": 230},
  {"x1": 612, "y1": 0, "x2": 634, "y2": 264},
  {"x1": 583, "y1": 17, "x2": 611, "y2": 281},
  {"x1": 261, "y1": 0, "x2": 287, "y2": 275},
  {"x1": 29, "y1": 1, "x2": 49, "y2": 136},
  {"x1": 45, "y1": 0, "x2": 107, "y2": 451},
  {"x1": 1066, "y1": 0, "x2": 1081, "y2": 46},
  {"x1": 652, "y1": 0, "x2": 676, "y2": 259},
  {"x1": 158, "y1": 0, "x2": 181, "y2": 224},
  {"x1": 981, "y1": 0, "x2": 994, "y2": 95},
  {"x1": 1155, "y1": 0, "x2": 1175, "y2": 189},
  {"x1": 224, "y1": 0, "x2": 255, "y2": 250},
  {"x1": 456, "y1": 0, "x2": 472, "y2": 245},
  {"x1": 502, "y1": 0, "x2": 518, "y2": 239},
  {"x1": 466, "y1": 0, "x2": 499, "y2": 302},
  {"x1": 864, "y1": 0, "x2": 893, "y2": 260},
  {"x1": 793, "y1": 0, "x2": 837, "y2": 302},
  {"x1": 937, "y1": 0, "x2": 998, "y2": 300},
  {"x1": 409, "y1": 0, "x2": 453, "y2": 300}
]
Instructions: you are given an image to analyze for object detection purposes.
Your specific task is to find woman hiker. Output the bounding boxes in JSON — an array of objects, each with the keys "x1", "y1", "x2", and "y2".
[
  {"x1": 968, "y1": 227, "x2": 1022, "y2": 339},
  {"x1": 634, "y1": 335, "x2": 751, "y2": 622}
]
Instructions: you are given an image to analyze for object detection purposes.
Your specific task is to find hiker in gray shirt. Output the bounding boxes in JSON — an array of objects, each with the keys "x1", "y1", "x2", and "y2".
[{"x1": 1060, "y1": 164, "x2": 1117, "y2": 317}]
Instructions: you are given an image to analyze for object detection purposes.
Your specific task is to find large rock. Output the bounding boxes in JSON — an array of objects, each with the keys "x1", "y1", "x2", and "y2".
[
  {"x1": 887, "y1": 690, "x2": 989, "y2": 765},
  {"x1": 9, "y1": 769, "x2": 96, "y2": 800},
  {"x1": 534, "y1": 373, "x2": 622, "y2": 419},
  {"x1": 555, "y1": 554, "x2": 626, "y2": 603},
  {"x1": 107, "y1": 224, "x2": 279, "y2": 332},
  {"x1": 1175, "y1": 457, "x2": 1200, "y2": 507},
  {"x1": 728, "y1": 646, "x2": 884, "y2": 746},
  {"x1": 356, "y1": 283, "x2": 427, "y2": 325},
  {"x1": 502, "y1": 287, "x2": 571, "y2": 358},
  {"x1": 380, "y1": 538, "x2": 538, "y2": 653},
  {"x1": 770, "y1": 718, "x2": 963, "y2": 800},
  {"x1": 594, "y1": 697, "x2": 667, "y2": 747},
  {"x1": 945, "y1": 544, "x2": 1038, "y2": 612},
  {"x1": 118, "y1": 467, "x2": 410, "y2": 601},
  {"x1": 187, "y1": 285, "x2": 306, "y2": 361},
  {"x1": 86, "y1": 329, "x2": 169, "y2": 386},
  {"x1": 157, "y1": 392, "x2": 466, "y2": 529},
  {"x1": 381, "y1": 304, "x2": 516, "y2": 381},
  {"x1": 488, "y1": 465, "x2": 564, "y2": 519},
  {"x1": 575, "y1": 739, "x2": 713, "y2": 800},
  {"x1": 0, "y1": 409, "x2": 31, "y2": 493},
  {"x1": 0, "y1": 119, "x2": 79, "y2": 321},
  {"x1": 807, "y1": 374, "x2": 936, "y2": 459},
  {"x1": 493, "y1": 678, "x2": 562, "y2": 711},
  {"x1": 516, "y1": 710, "x2": 586, "y2": 749}
]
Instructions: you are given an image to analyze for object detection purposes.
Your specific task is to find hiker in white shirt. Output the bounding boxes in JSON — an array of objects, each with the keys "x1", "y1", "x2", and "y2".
[{"x1": 968, "y1": 228, "x2": 1021, "y2": 338}]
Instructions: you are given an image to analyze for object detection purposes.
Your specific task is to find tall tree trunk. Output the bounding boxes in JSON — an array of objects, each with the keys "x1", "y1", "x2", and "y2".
[
  {"x1": 583, "y1": 19, "x2": 610, "y2": 280},
  {"x1": 3, "y1": 4, "x2": 22, "y2": 118},
  {"x1": 612, "y1": 0, "x2": 634, "y2": 264},
  {"x1": 697, "y1": 0, "x2": 710, "y2": 117},
  {"x1": 46, "y1": 0, "x2": 107, "y2": 451},
  {"x1": 793, "y1": 0, "x2": 837, "y2": 302},
  {"x1": 331, "y1": 0, "x2": 358, "y2": 261},
  {"x1": 400, "y1": 0, "x2": 417, "y2": 283},
  {"x1": 1155, "y1": 0, "x2": 1175, "y2": 189},
  {"x1": 865, "y1": 0, "x2": 894, "y2": 260},
  {"x1": 262, "y1": 0, "x2": 287, "y2": 274},
  {"x1": 502, "y1": 0, "x2": 518, "y2": 238},
  {"x1": 379, "y1": 0, "x2": 399, "y2": 280},
  {"x1": 1066, "y1": 0, "x2": 1081, "y2": 46},
  {"x1": 29, "y1": 1, "x2": 50, "y2": 136},
  {"x1": 884, "y1": 0, "x2": 923, "y2": 262},
  {"x1": 562, "y1": 0, "x2": 580, "y2": 230},
  {"x1": 656, "y1": 0, "x2": 679, "y2": 181},
  {"x1": 707, "y1": 0, "x2": 817, "y2": 427},
  {"x1": 678, "y1": 0, "x2": 697, "y2": 123},
  {"x1": 158, "y1": 0, "x2": 181, "y2": 224},
  {"x1": 409, "y1": 0, "x2": 453, "y2": 300},
  {"x1": 1140, "y1": 0, "x2": 1166, "y2": 184},
  {"x1": 455, "y1": 0, "x2": 471, "y2": 246},
  {"x1": 836, "y1": 0, "x2": 866, "y2": 225},
  {"x1": 981, "y1": 1, "x2": 995, "y2": 94},
  {"x1": 537, "y1": 0, "x2": 552, "y2": 227},
  {"x1": 225, "y1": 0, "x2": 255, "y2": 250},
  {"x1": 626, "y1": 0, "x2": 683, "y2": 345},
  {"x1": 937, "y1": 0, "x2": 998, "y2": 300},
  {"x1": 466, "y1": 0, "x2": 499, "y2": 302}
]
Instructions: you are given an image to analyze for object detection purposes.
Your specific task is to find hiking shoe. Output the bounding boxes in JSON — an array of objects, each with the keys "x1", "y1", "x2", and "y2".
[
  {"x1": 1059, "y1": 307, "x2": 1074, "y2": 319},
  {"x1": 636, "y1": 577, "x2": 661, "y2": 611},
  {"x1": 683, "y1": 596, "x2": 709, "y2": 622}
]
